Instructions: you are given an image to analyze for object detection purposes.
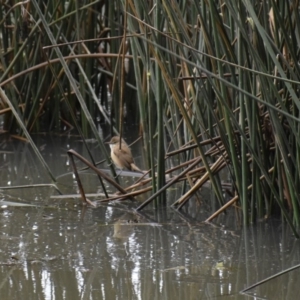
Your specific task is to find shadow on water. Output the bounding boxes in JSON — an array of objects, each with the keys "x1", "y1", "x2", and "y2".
[{"x1": 0, "y1": 135, "x2": 300, "y2": 299}]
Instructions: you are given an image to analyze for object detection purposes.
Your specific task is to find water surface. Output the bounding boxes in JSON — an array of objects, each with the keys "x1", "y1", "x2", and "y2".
[{"x1": 0, "y1": 135, "x2": 299, "y2": 299}]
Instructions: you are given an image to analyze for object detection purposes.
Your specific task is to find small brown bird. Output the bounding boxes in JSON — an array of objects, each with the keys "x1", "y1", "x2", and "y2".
[{"x1": 106, "y1": 136, "x2": 143, "y2": 172}]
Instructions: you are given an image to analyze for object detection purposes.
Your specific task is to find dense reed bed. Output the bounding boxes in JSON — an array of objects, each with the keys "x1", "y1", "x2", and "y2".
[{"x1": 1, "y1": 1, "x2": 300, "y2": 233}]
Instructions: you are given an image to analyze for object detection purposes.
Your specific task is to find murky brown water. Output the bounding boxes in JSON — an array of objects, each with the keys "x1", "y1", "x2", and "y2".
[{"x1": 0, "y1": 135, "x2": 300, "y2": 299}]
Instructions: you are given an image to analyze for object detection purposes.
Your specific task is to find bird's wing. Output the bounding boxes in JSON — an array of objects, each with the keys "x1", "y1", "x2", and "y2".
[{"x1": 113, "y1": 148, "x2": 134, "y2": 170}]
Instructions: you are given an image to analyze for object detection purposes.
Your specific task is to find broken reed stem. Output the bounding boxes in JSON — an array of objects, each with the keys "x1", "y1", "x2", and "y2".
[
  {"x1": 166, "y1": 136, "x2": 224, "y2": 157},
  {"x1": 97, "y1": 159, "x2": 205, "y2": 204},
  {"x1": 67, "y1": 151, "x2": 95, "y2": 207},
  {"x1": 205, "y1": 195, "x2": 239, "y2": 222},
  {"x1": 166, "y1": 130, "x2": 246, "y2": 158},
  {"x1": 135, "y1": 156, "x2": 204, "y2": 211},
  {"x1": 95, "y1": 186, "x2": 153, "y2": 203},
  {"x1": 174, "y1": 156, "x2": 226, "y2": 209},
  {"x1": 204, "y1": 167, "x2": 277, "y2": 222},
  {"x1": 67, "y1": 149, "x2": 128, "y2": 194}
]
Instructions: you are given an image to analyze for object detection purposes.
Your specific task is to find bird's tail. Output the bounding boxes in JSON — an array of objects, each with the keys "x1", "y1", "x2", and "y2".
[{"x1": 130, "y1": 163, "x2": 145, "y2": 173}]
